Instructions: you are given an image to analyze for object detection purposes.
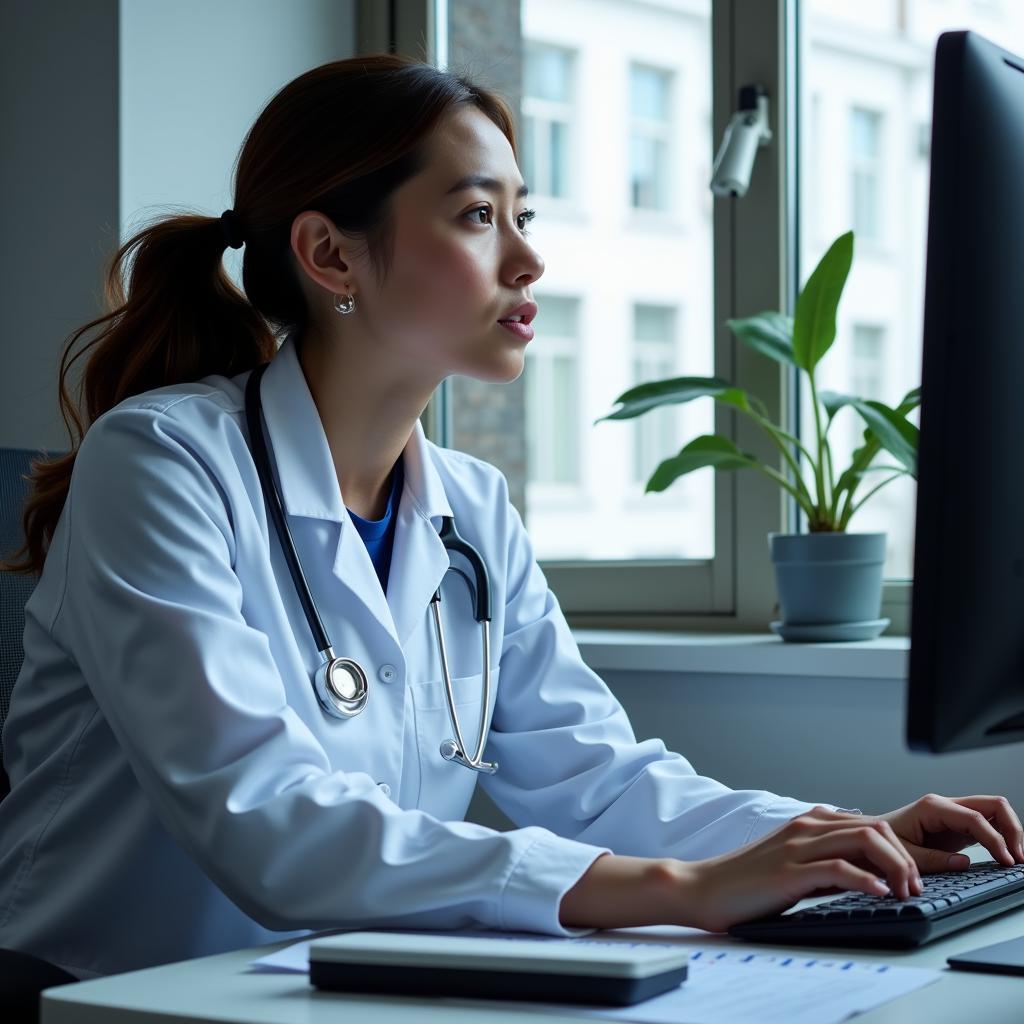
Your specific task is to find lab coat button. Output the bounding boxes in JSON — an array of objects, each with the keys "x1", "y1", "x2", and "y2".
[
  {"x1": 378, "y1": 664, "x2": 397, "y2": 683},
  {"x1": 377, "y1": 782, "x2": 391, "y2": 797}
]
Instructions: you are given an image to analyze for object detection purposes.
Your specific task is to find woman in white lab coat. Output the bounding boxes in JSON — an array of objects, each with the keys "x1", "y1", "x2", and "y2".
[{"x1": 0, "y1": 53, "x2": 1020, "y2": 983}]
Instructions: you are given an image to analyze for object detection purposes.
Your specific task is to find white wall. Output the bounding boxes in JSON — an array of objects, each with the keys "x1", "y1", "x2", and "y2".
[
  {"x1": 120, "y1": 0, "x2": 356, "y2": 258},
  {"x1": 0, "y1": 0, "x2": 356, "y2": 452}
]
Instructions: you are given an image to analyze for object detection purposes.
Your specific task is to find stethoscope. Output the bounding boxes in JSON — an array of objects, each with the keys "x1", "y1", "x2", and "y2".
[{"x1": 244, "y1": 361, "x2": 498, "y2": 774}]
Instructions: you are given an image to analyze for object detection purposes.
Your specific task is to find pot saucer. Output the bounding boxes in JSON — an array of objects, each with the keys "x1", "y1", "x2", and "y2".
[{"x1": 769, "y1": 618, "x2": 891, "y2": 643}]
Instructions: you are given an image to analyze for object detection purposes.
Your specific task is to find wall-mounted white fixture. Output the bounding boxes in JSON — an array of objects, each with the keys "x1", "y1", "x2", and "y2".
[{"x1": 710, "y1": 84, "x2": 772, "y2": 198}]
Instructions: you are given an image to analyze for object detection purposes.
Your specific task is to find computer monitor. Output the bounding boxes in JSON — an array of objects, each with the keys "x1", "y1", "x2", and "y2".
[{"x1": 907, "y1": 29, "x2": 1024, "y2": 754}]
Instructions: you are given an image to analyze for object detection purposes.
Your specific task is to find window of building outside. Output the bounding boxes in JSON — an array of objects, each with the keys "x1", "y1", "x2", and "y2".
[
  {"x1": 799, "y1": 0, "x2": 1024, "y2": 580},
  {"x1": 525, "y1": 295, "x2": 580, "y2": 488},
  {"x1": 850, "y1": 325, "x2": 885, "y2": 401},
  {"x1": 849, "y1": 107, "x2": 882, "y2": 242},
  {"x1": 446, "y1": 0, "x2": 714, "y2": 568},
  {"x1": 629, "y1": 64, "x2": 673, "y2": 211},
  {"x1": 632, "y1": 304, "x2": 679, "y2": 484},
  {"x1": 522, "y1": 42, "x2": 573, "y2": 199}
]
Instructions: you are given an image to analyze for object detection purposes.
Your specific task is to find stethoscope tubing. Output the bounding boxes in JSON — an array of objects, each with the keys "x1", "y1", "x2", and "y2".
[
  {"x1": 244, "y1": 359, "x2": 497, "y2": 772},
  {"x1": 245, "y1": 362, "x2": 333, "y2": 655}
]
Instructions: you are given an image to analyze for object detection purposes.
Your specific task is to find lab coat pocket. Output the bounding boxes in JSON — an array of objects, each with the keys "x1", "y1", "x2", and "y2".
[{"x1": 408, "y1": 667, "x2": 499, "y2": 816}]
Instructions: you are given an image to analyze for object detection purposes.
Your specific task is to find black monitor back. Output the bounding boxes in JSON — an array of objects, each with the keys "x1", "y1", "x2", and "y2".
[{"x1": 908, "y1": 30, "x2": 1024, "y2": 753}]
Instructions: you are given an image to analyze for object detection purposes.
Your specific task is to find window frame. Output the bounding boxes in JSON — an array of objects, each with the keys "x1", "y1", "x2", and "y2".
[{"x1": 357, "y1": 0, "x2": 912, "y2": 635}]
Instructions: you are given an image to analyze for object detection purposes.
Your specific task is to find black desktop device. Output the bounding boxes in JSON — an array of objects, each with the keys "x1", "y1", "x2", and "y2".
[
  {"x1": 731, "y1": 31, "x2": 1024, "y2": 966},
  {"x1": 907, "y1": 30, "x2": 1024, "y2": 755}
]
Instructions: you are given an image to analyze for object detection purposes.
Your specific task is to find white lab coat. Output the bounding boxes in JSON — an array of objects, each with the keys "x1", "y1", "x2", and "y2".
[{"x1": 0, "y1": 331, "x2": 834, "y2": 979}]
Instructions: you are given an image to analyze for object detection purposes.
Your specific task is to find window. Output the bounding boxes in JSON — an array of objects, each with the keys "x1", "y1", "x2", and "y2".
[
  {"x1": 631, "y1": 304, "x2": 678, "y2": 484},
  {"x1": 522, "y1": 43, "x2": 574, "y2": 199},
  {"x1": 629, "y1": 63, "x2": 673, "y2": 211},
  {"x1": 403, "y1": 0, "x2": 789, "y2": 625},
  {"x1": 850, "y1": 324, "x2": 885, "y2": 403},
  {"x1": 384, "y1": 0, "x2": 1024, "y2": 629},
  {"x1": 525, "y1": 296, "x2": 580, "y2": 488},
  {"x1": 849, "y1": 107, "x2": 882, "y2": 242},
  {"x1": 799, "y1": 1, "x2": 1024, "y2": 585}
]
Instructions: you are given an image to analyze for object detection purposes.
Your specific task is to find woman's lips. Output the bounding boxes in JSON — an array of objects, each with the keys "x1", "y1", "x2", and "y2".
[{"x1": 497, "y1": 320, "x2": 535, "y2": 341}]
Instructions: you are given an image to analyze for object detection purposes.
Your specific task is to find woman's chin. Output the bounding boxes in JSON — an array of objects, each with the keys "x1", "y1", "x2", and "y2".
[{"x1": 457, "y1": 351, "x2": 526, "y2": 384}]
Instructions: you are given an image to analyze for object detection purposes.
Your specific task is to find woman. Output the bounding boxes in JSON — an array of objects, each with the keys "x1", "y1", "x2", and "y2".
[{"x1": 0, "y1": 53, "x2": 1019, "y2": 982}]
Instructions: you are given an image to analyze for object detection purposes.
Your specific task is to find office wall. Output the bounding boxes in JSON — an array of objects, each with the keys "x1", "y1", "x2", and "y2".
[
  {"x1": 120, "y1": 0, "x2": 355, "y2": 261},
  {"x1": 0, "y1": 0, "x2": 356, "y2": 451},
  {"x1": 0, "y1": 0, "x2": 120, "y2": 451},
  {"x1": 467, "y1": 668, "x2": 1024, "y2": 831}
]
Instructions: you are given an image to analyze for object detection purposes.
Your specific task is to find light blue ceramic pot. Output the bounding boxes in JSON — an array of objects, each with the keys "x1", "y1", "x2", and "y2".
[{"x1": 768, "y1": 532, "x2": 887, "y2": 631}]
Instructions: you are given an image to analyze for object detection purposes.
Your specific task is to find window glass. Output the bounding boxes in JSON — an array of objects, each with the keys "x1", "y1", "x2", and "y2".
[
  {"x1": 629, "y1": 64, "x2": 673, "y2": 210},
  {"x1": 446, "y1": 0, "x2": 714, "y2": 564},
  {"x1": 525, "y1": 296, "x2": 580, "y2": 487},
  {"x1": 522, "y1": 43, "x2": 574, "y2": 199},
  {"x1": 632, "y1": 304, "x2": 678, "y2": 484},
  {"x1": 799, "y1": 0, "x2": 1024, "y2": 578},
  {"x1": 849, "y1": 108, "x2": 882, "y2": 241}
]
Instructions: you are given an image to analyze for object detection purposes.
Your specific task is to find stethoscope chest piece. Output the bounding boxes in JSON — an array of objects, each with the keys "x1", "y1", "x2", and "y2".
[{"x1": 315, "y1": 650, "x2": 369, "y2": 719}]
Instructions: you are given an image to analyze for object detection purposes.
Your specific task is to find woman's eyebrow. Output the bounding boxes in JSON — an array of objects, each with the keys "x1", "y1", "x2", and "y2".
[{"x1": 445, "y1": 173, "x2": 529, "y2": 198}]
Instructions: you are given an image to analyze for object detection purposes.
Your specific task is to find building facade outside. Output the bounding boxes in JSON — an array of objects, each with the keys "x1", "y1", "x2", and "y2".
[{"x1": 451, "y1": 0, "x2": 1024, "y2": 579}]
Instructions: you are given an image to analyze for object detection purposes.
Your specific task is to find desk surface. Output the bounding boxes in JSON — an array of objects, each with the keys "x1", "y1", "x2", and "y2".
[{"x1": 40, "y1": 905, "x2": 1024, "y2": 1024}]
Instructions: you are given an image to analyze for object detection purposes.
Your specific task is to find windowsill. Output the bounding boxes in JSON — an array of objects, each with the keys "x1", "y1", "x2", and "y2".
[{"x1": 572, "y1": 629, "x2": 910, "y2": 679}]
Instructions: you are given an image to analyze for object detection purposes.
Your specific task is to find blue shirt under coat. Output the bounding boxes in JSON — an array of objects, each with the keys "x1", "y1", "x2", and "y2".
[{"x1": 346, "y1": 457, "x2": 404, "y2": 593}]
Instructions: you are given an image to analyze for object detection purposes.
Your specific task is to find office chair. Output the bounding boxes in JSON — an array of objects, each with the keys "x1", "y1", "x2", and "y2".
[
  {"x1": 0, "y1": 447, "x2": 78, "y2": 1023},
  {"x1": 0, "y1": 447, "x2": 51, "y2": 801}
]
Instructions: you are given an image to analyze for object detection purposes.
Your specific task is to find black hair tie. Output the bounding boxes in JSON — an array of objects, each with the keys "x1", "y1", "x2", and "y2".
[{"x1": 220, "y1": 209, "x2": 245, "y2": 249}]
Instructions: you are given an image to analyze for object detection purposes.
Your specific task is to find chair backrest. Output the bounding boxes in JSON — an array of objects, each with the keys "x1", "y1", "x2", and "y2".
[{"x1": 0, "y1": 448, "x2": 58, "y2": 800}]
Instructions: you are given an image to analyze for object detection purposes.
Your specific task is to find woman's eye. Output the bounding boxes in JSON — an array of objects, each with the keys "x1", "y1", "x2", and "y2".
[{"x1": 466, "y1": 207, "x2": 536, "y2": 235}]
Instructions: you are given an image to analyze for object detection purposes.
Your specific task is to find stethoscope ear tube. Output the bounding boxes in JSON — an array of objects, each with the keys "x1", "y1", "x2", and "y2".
[
  {"x1": 245, "y1": 363, "x2": 367, "y2": 720},
  {"x1": 437, "y1": 517, "x2": 491, "y2": 622}
]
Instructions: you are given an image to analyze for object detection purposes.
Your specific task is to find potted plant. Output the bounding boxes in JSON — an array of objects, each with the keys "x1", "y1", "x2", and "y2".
[{"x1": 595, "y1": 230, "x2": 920, "y2": 641}]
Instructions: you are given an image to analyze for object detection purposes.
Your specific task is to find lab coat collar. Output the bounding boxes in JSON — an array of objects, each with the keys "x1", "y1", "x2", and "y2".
[
  {"x1": 259, "y1": 330, "x2": 454, "y2": 649},
  {"x1": 258, "y1": 330, "x2": 453, "y2": 525}
]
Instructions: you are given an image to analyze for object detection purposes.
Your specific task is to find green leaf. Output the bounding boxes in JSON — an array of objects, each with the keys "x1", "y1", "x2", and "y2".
[
  {"x1": 896, "y1": 385, "x2": 921, "y2": 416},
  {"x1": 818, "y1": 389, "x2": 856, "y2": 426},
  {"x1": 792, "y1": 231, "x2": 854, "y2": 372},
  {"x1": 726, "y1": 312, "x2": 796, "y2": 367},
  {"x1": 595, "y1": 377, "x2": 748, "y2": 422},
  {"x1": 645, "y1": 435, "x2": 757, "y2": 493},
  {"x1": 849, "y1": 399, "x2": 920, "y2": 477}
]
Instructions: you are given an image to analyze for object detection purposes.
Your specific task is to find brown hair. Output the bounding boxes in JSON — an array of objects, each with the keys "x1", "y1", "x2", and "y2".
[{"x1": 2, "y1": 54, "x2": 517, "y2": 577}]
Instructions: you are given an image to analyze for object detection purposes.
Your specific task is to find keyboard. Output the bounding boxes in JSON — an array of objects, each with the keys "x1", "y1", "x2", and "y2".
[{"x1": 728, "y1": 861, "x2": 1024, "y2": 949}]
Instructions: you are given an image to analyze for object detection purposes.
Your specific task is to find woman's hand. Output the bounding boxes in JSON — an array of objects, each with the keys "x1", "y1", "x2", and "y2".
[
  {"x1": 677, "y1": 805, "x2": 924, "y2": 933},
  {"x1": 561, "y1": 806, "x2": 924, "y2": 932},
  {"x1": 878, "y1": 793, "x2": 1024, "y2": 872}
]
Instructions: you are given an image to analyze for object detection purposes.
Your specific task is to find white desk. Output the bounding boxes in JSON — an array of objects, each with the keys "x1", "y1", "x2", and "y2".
[{"x1": 40, "y1": 906, "x2": 1024, "y2": 1023}]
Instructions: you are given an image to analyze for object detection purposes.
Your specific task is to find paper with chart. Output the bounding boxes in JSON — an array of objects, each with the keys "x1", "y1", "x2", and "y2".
[{"x1": 249, "y1": 929, "x2": 941, "y2": 1024}]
